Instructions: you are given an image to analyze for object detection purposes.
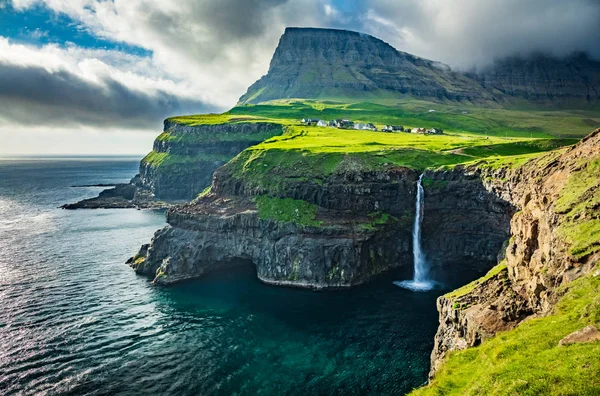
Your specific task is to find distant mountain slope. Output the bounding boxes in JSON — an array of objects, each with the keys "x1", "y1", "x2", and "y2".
[
  {"x1": 238, "y1": 28, "x2": 496, "y2": 105},
  {"x1": 239, "y1": 28, "x2": 600, "y2": 107},
  {"x1": 470, "y1": 52, "x2": 600, "y2": 103}
]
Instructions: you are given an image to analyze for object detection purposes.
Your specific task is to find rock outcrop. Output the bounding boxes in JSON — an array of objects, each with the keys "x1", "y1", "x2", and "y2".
[
  {"x1": 63, "y1": 120, "x2": 283, "y2": 209},
  {"x1": 429, "y1": 128, "x2": 600, "y2": 378},
  {"x1": 129, "y1": 166, "x2": 419, "y2": 288},
  {"x1": 128, "y1": 153, "x2": 520, "y2": 288}
]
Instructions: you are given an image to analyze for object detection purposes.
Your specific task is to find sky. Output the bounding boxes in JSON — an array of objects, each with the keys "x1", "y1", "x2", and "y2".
[{"x1": 1, "y1": 0, "x2": 599, "y2": 155}]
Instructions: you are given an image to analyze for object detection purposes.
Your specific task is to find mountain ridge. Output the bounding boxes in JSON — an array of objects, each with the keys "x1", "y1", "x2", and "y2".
[
  {"x1": 239, "y1": 27, "x2": 498, "y2": 105},
  {"x1": 239, "y1": 27, "x2": 600, "y2": 106}
]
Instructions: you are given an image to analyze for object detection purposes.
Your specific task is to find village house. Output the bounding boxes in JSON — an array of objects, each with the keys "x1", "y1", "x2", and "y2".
[
  {"x1": 427, "y1": 128, "x2": 444, "y2": 135},
  {"x1": 412, "y1": 127, "x2": 427, "y2": 134},
  {"x1": 336, "y1": 119, "x2": 354, "y2": 129},
  {"x1": 365, "y1": 123, "x2": 377, "y2": 131},
  {"x1": 327, "y1": 120, "x2": 337, "y2": 127},
  {"x1": 354, "y1": 123, "x2": 366, "y2": 130},
  {"x1": 301, "y1": 118, "x2": 320, "y2": 126},
  {"x1": 382, "y1": 125, "x2": 404, "y2": 132},
  {"x1": 316, "y1": 120, "x2": 328, "y2": 127}
]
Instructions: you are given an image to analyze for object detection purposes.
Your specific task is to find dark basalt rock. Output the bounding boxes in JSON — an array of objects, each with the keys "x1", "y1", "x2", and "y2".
[{"x1": 129, "y1": 163, "x2": 516, "y2": 289}]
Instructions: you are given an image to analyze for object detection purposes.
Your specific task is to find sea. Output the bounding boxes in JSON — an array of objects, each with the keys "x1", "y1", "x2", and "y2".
[{"x1": 0, "y1": 157, "x2": 455, "y2": 395}]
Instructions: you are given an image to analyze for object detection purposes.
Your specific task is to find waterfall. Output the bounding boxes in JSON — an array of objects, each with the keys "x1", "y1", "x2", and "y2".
[{"x1": 394, "y1": 174, "x2": 434, "y2": 291}]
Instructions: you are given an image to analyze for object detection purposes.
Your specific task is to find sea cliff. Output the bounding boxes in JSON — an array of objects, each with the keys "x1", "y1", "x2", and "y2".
[
  {"x1": 63, "y1": 119, "x2": 283, "y2": 209},
  {"x1": 426, "y1": 128, "x2": 600, "y2": 385}
]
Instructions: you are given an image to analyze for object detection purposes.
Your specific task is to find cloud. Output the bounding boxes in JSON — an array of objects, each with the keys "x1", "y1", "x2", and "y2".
[
  {"x1": 3, "y1": 0, "x2": 600, "y2": 154},
  {"x1": 0, "y1": 38, "x2": 218, "y2": 129},
  {"x1": 362, "y1": 0, "x2": 600, "y2": 68}
]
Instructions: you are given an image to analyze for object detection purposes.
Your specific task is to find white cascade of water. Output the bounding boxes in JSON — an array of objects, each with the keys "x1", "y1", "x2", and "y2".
[{"x1": 394, "y1": 174, "x2": 434, "y2": 291}]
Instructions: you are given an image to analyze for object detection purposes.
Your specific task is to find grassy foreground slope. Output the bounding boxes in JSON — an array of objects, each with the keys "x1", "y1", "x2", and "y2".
[{"x1": 411, "y1": 268, "x2": 600, "y2": 396}]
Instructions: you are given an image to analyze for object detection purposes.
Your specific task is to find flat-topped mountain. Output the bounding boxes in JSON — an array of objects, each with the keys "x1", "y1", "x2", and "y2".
[
  {"x1": 239, "y1": 27, "x2": 600, "y2": 106},
  {"x1": 239, "y1": 27, "x2": 495, "y2": 104}
]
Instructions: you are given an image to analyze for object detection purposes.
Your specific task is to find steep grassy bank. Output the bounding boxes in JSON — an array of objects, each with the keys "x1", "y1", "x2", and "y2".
[
  {"x1": 413, "y1": 269, "x2": 600, "y2": 395},
  {"x1": 218, "y1": 124, "x2": 575, "y2": 201},
  {"x1": 415, "y1": 129, "x2": 600, "y2": 395}
]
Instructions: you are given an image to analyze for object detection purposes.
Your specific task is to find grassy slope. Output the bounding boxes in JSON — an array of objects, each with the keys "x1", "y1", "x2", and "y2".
[
  {"x1": 411, "y1": 269, "x2": 600, "y2": 396},
  {"x1": 161, "y1": 99, "x2": 590, "y2": 228},
  {"x1": 412, "y1": 140, "x2": 600, "y2": 395},
  {"x1": 225, "y1": 99, "x2": 600, "y2": 138},
  {"x1": 157, "y1": 98, "x2": 591, "y2": 174},
  {"x1": 222, "y1": 125, "x2": 576, "y2": 196}
]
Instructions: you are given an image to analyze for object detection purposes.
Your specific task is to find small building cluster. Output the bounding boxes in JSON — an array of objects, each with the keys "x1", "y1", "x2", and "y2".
[
  {"x1": 302, "y1": 118, "x2": 376, "y2": 130},
  {"x1": 301, "y1": 118, "x2": 443, "y2": 135}
]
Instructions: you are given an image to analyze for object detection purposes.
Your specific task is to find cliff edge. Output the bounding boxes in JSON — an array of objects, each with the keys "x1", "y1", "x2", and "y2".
[{"x1": 420, "y1": 128, "x2": 600, "y2": 394}]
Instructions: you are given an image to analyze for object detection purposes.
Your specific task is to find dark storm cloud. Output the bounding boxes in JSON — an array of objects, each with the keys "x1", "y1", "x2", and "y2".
[
  {"x1": 363, "y1": 0, "x2": 600, "y2": 68},
  {"x1": 0, "y1": 63, "x2": 217, "y2": 129},
  {"x1": 3, "y1": 0, "x2": 600, "y2": 135}
]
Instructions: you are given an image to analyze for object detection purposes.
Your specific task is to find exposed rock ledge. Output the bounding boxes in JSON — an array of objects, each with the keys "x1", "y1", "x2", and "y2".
[
  {"x1": 128, "y1": 168, "x2": 419, "y2": 289},
  {"x1": 429, "y1": 128, "x2": 600, "y2": 378}
]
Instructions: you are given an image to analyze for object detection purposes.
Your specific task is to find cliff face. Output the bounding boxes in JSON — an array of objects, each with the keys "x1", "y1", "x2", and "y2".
[
  {"x1": 239, "y1": 28, "x2": 600, "y2": 106},
  {"x1": 471, "y1": 52, "x2": 600, "y2": 103},
  {"x1": 129, "y1": 151, "x2": 520, "y2": 289},
  {"x1": 138, "y1": 121, "x2": 283, "y2": 200},
  {"x1": 63, "y1": 121, "x2": 283, "y2": 208},
  {"x1": 239, "y1": 27, "x2": 495, "y2": 104},
  {"x1": 429, "y1": 128, "x2": 600, "y2": 378},
  {"x1": 130, "y1": 166, "x2": 419, "y2": 288},
  {"x1": 420, "y1": 169, "x2": 515, "y2": 269}
]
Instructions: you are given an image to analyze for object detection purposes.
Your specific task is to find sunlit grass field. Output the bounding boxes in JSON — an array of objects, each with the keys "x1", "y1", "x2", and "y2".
[{"x1": 169, "y1": 99, "x2": 599, "y2": 139}]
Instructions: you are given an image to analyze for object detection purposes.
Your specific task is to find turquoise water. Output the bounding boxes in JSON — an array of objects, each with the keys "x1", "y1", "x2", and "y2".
[{"x1": 0, "y1": 159, "x2": 464, "y2": 395}]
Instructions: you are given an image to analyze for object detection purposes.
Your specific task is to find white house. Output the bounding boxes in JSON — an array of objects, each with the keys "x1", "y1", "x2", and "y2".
[
  {"x1": 354, "y1": 123, "x2": 366, "y2": 130},
  {"x1": 317, "y1": 120, "x2": 328, "y2": 127}
]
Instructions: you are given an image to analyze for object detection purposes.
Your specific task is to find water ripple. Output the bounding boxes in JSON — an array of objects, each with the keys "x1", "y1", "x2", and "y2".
[{"x1": 0, "y1": 159, "x2": 461, "y2": 395}]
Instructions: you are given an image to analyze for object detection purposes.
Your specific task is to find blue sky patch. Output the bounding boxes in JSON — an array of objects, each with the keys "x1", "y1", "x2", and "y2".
[{"x1": 0, "y1": 3, "x2": 151, "y2": 56}]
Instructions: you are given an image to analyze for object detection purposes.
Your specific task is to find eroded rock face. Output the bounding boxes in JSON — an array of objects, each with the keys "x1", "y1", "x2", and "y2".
[
  {"x1": 421, "y1": 169, "x2": 515, "y2": 269},
  {"x1": 429, "y1": 128, "x2": 600, "y2": 379},
  {"x1": 62, "y1": 121, "x2": 283, "y2": 208},
  {"x1": 129, "y1": 162, "x2": 519, "y2": 289},
  {"x1": 133, "y1": 197, "x2": 408, "y2": 288},
  {"x1": 129, "y1": 166, "x2": 420, "y2": 288},
  {"x1": 138, "y1": 122, "x2": 283, "y2": 200}
]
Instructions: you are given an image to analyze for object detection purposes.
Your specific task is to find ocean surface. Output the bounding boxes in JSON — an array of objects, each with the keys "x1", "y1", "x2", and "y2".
[{"x1": 0, "y1": 158, "x2": 465, "y2": 395}]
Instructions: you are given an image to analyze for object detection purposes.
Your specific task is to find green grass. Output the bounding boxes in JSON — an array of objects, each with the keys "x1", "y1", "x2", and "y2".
[
  {"x1": 445, "y1": 261, "x2": 508, "y2": 300},
  {"x1": 359, "y1": 212, "x2": 395, "y2": 231},
  {"x1": 220, "y1": 124, "x2": 575, "y2": 198},
  {"x1": 142, "y1": 151, "x2": 232, "y2": 166},
  {"x1": 412, "y1": 268, "x2": 600, "y2": 396},
  {"x1": 226, "y1": 99, "x2": 599, "y2": 138},
  {"x1": 555, "y1": 158, "x2": 600, "y2": 259},
  {"x1": 254, "y1": 195, "x2": 322, "y2": 226}
]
